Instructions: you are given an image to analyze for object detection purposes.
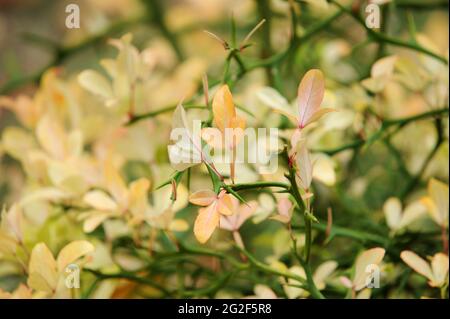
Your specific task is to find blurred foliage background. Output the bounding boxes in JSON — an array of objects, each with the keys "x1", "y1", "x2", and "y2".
[{"x1": 0, "y1": 0, "x2": 448, "y2": 299}]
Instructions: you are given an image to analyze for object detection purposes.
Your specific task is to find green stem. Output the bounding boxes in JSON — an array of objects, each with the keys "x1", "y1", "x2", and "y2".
[{"x1": 230, "y1": 181, "x2": 289, "y2": 191}]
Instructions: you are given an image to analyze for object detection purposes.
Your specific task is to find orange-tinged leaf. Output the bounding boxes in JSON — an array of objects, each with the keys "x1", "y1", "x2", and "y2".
[
  {"x1": 189, "y1": 190, "x2": 216, "y2": 206},
  {"x1": 213, "y1": 85, "x2": 236, "y2": 133},
  {"x1": 194, "y1": 204, "x2": 220, "y2": 243},
  {"x1": 217, "y1": 194, "x2": 234, "y2": 216}
]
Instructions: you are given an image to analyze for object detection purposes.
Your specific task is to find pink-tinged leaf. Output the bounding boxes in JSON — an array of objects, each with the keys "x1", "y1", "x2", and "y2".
[
  {"x1": 220, "y1": 200, "x2": 257, "y2": 231},
  {"x1": 297, "y1": 69, "x2": 325, "y2": 128}
]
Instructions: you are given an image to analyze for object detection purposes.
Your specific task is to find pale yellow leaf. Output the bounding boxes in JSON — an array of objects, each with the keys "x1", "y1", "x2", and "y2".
[
  {"x1": 313, "y1": 261, "x2": 338, "y2": 290},
  {"x1": 78, "y1": 70, "x2": 114, "y2": 100},
  {"x1": 400, "y1": 250, "x2": 434, "y2": 282},
  {"x1": 128, "y1": 178, "x2": 150, "y2": 218},
  {"x1": 104, "y1": 159, "x2": 128, "y2": 208},
  {"x1": 431, "y1": 253, "x2": 449, "y2": 287},
  {"x1": 56, "y1": 240, "x2": 95, "y2": 272},
  {"x1": 353, "y1": 247, "x2": 385, "y2": 291},
  {"x1": 36, "y1": 114, "x2": 67, "y2": 160},
  {"x1": 429, "y1": 178, "x2": 449, "y2": 227},
  {"x1": 82, "y1": 212, "x2": 111, "y2": 233},
  {"x1": 383, "y1": 197, "x2": 402, "y2": 230},
  {"x1": 83, "y1": 190, "x2": 118, "y2": 211},
  {"x1": 28, "y1": 243, "x2": 57, "y2": 293}
]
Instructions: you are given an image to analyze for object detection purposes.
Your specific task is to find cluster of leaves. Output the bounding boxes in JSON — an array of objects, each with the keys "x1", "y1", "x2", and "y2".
[{"x1": 0, "y1": 0, "x2": 449, "y2": 299}]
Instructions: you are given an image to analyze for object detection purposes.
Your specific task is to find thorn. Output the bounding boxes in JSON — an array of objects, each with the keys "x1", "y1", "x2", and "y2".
[
  {"x1": 203, "y1": 30, "x2": 230, "y2": 50},
  {"x1": 239, "y1": 19, "x2": 266, "y2": 51}
]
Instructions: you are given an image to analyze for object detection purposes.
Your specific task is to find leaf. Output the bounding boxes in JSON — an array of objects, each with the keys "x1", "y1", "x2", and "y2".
[
  {"x1": 83, "y1": 190, "x2": 118, "y2": 211},
  {"x1": 0, "y1": 233, "x2": 17, "y2": 256},
  {"x1": 82, "y1": 211, "x2": 112, "y2": 233},
  {"x1": 19, "y1": 187, "x2": 70, "y2": 206},
  {"x1": 253, "y1": 285, "x2": 277, "y2": 299},
  {"x1": 383, "y1": 197, "x2": 402, "y2": 230},
  {"x1": 220, "y1": 199, "x2": 256, "y2": 231},
  {"x1": 293, "y1": 139, "x2": 313, "y2": 190},
  {"x1": 168, "y1": 103, "x2": 203, "y2": 171},
  {"x1": 28, "y1": 243, "x2": 58, "y2": 293},
  {"x1": 217, "y1": 193, "x2": 234, "y2": 216},
  {"x1": 398, "y1": 201, "x2": 426, "y2": 229},
  {"x1": 257, "y1": 87, "x2": 297, "y2": 124},
  {"x1": 128, "y1": 178, "x2": 150, "y2": 219},
  {"x1": 428, "y1": 178, "x2": 449, "y2": 227},
  {"x1": 313, "y1": 261, "x2": 338, "y2": 290},
  {"x1": 271, "y1": 198, "x2": 293, "y2": 224},
  {"x1": 353, "y1": 247, "x2": 385, "y2": 291},
  {"x1": 36, "y1": 114, "x2": 67, "y2": 160},
  {"x1": 0, "y1": 127, "x2": 37, "y2": 161},
  {"x1": 431, "y1": 253, "x2": 449, "y2": 287},
  {"x1": 5, "y1": 204, "x2": 24, "y2": 243},
  {"x1": 56, "y1": 240, "x2": 95, "y2": 272},
  {"x1": 371, "y1": 55, "x2": 397, "y2": 78},
  {"x1": 78, "y1": 70, "x2": 114, "y2": 100},
  {"x1": 104, "y1": 158, "x2": 128, "y2": 208},
  {"x1": 297, "y1": 69, "x2": 326, "y2": 128},
  {"x1": 189, "y1": 190, "x2": 216, "y2": 206},
  {"x1": 213, "y1": 85, "x2": 236, "y2": 133},
  {"x1": 194, "y1": 203, "x2": 220, "y2": 243},
  {"x1": 400, "y1": 251, "x2": 434, "y2": 283},
  {"x1": 362, "y1": 56, "x2": 397, "y2": 93}
]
